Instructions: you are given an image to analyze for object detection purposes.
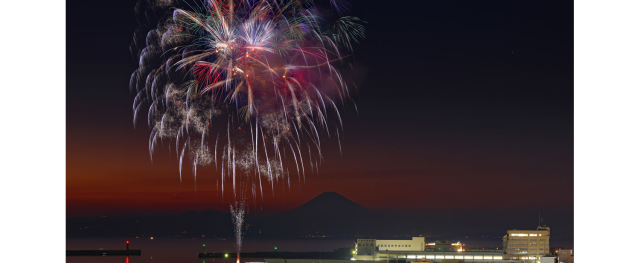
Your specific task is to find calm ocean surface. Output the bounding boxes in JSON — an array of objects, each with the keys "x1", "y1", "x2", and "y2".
[
  {"x1": 66, "y1": 237, "x2": 572, "y2": 263},
  {"x1": 66, "y1": 237, "x2": 356, "y2": 263}
]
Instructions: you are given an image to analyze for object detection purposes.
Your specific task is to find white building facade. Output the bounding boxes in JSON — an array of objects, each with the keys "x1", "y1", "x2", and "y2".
[
  {"x1": 376, "y1": 237, "x2": 425, "y2": 252},
  {"x1": 354, "y1": 237, "x2": 425, "y2": 260}
]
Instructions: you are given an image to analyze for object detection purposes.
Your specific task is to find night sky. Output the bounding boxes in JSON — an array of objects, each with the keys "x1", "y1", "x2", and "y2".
[{"x1": 67, "y1": 0, "x2": 573, "y2": 230}]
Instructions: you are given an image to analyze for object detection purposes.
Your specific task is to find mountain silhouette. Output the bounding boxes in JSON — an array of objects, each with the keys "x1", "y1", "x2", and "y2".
[
  {"x1": 259, "y1": 192, "x2": 381, "y2": 237},
  {"x1": 281, "y1": 192, "x2": 372, "y2": 217}
]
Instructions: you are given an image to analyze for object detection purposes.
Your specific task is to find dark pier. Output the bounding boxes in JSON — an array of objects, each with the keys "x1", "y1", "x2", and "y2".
[
  {"x1": 198, "y1": 252, "x2": 343, "y2": 259},
  {"x1": 66, "y1": 250, "x2": 142, "y2": 256},
  {"x1": 67, "y1": 240, "x2": 141, "y2": 256}
]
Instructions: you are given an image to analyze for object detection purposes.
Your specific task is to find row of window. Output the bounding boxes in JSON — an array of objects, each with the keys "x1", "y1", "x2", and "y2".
[
  {"x1": 378, "y1": 244, "x2": 411, "y2": 248},
  {"x1": 510, "y1": 233, "x2": 545, "y2": 237},
  {"x1": 392, "y1": 255, "x2": 502, "y2": 260},
  {"x1": 507, "y1": 252, "x2": 546, "y2": 255},
  {"x1": 507, "y1": 242, "x2": 548, "y2": 245},
  {"x1": 510, "y1": 237, "x2": 548, "y2": 240},
  {"x1": 506, "y1": 256, "x2": 543, "y2": 260}
]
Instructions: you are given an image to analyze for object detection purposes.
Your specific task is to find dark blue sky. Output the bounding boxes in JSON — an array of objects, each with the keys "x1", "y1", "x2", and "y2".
[{"x1": 66, "y1": 0, "x2": 573, "y2": 237}]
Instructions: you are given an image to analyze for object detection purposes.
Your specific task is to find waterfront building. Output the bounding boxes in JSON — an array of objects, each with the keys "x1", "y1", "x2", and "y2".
[
  {"x1": 375, "y1": 237, "x2": 426, "y2": 252},
  {"x1": 354, "y1": 237, "x2": 501, "y2": 262},
  {"x1": 355, "y1": 238, "x2": 378, "y2": 256},
  {"x1": 502, "y1": 225, "x2": 551, "y2": 261}
]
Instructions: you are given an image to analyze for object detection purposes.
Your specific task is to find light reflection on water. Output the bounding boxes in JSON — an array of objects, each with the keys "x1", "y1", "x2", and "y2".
[
  {"x1": 66, "y1": 237, "x2": 573, "y2": 263},
  {"x1": 66, "y1": 237, "x2": 355, "y2": 263}
]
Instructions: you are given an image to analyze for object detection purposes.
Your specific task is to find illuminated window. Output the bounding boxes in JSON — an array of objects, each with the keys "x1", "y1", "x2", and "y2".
[
  {"x1": 435, "y1": 256, "x2": 444, "y2": 259},
  {"x1": 494, "y1": 256, "x2": 503, "y2": 260},
  {"x1": 464, "y1": 255, "x2": 474, "y2": 259},
  {"x1": 425, "y1": 255, "x2": 435, "y2": 259},
  {"x1": 484, "y1": 256, "x2": 493, "y2": 259},
  {"x1": 445, "y1": 256, "x2": 454, "y2": 259},
  {"x1": 455, "y1": 255, "x2": 464, "y2": 259}
]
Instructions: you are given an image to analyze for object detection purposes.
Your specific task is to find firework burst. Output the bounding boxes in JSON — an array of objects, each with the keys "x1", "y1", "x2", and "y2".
[{"x1": 130, "y1": 0, "x2": 364, "y2": 208}]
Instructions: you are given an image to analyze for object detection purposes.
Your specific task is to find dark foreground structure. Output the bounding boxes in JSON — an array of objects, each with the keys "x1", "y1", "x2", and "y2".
[
  {"x1": 66, "y1": 250, "x2": 142, "y2": 256},
  {"x1": 199, "y1": 252, "x2": 346, "y2": 259}
]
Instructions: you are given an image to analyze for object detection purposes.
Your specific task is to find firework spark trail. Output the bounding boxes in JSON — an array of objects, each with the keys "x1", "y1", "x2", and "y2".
[
  {"x1": 130, "y1": 0, "x2": 364, "y2": 256},
  {"x1": 230, "y1": 200, "x2": 246, "y2": 263},
  {"x1": 131, "y1": 0, "x2": 364, "y2": 197}
]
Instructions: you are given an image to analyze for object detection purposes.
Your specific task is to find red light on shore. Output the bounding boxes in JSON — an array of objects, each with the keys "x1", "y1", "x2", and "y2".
[{"x1": 127, "y1": 241, "x2": 129, "y2": 244}]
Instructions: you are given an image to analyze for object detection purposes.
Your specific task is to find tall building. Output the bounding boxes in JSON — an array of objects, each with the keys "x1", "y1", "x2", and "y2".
[{"x1": 502, "y1": 225, "x2": 551, "y2": 261}]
